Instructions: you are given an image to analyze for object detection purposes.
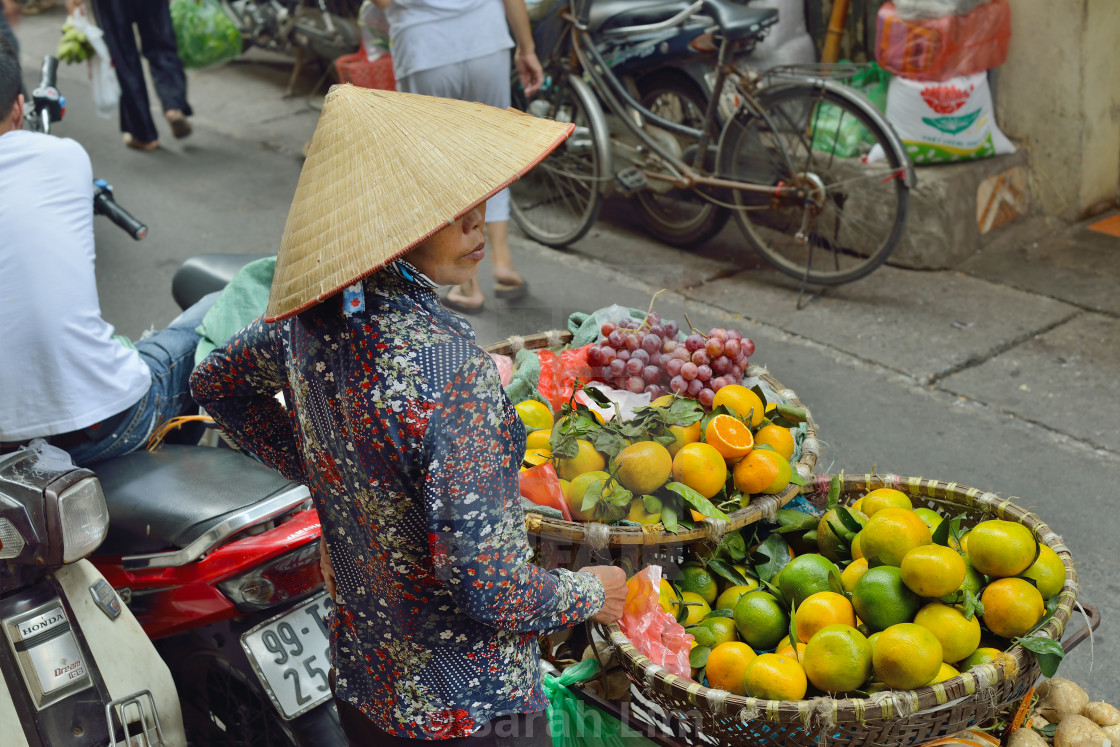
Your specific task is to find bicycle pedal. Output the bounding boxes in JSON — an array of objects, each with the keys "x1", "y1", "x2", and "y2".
[{"x1": 615, "y1": 167, "x2": 647, "y2": 195}]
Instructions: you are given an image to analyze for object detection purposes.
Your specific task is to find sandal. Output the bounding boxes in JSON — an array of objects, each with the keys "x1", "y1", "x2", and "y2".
[
  {"x1": 166, "y1": 110, "x2": 192, "y2": 139},
  {"x1": 123, "y1": 133, "x2": 160, "y2": 151},
  {"x1": 493, "y1": 278, "x2": 529, "y2": 300},
  {"x1": 443, "y1": 280, "x2": 485, "y2": 314}
]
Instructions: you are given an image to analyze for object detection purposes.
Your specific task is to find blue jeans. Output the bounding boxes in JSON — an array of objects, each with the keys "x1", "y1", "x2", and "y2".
[{"x1": 68, "y1": 292, "x2": 219, "y2": 466}]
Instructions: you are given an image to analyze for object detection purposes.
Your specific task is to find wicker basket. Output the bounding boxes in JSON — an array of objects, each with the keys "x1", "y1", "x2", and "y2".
[
  {"x1": 605, "y1": 473, "x2": 1084, "y2": 747},
  {"x1": 484, "y1": 330, "x2": 820, "y2": 550},
  {"x1": 335, "y1": 52, "x2": 395, "y2": 90}
]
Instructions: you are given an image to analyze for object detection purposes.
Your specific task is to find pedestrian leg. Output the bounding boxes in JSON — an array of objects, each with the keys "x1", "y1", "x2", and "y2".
[
  {"x1": 91, "y1": 0, "x2": 159, "y2": 143},
  {"x1": 131, "y1": 0, "x2": 192, "y2": 123}
]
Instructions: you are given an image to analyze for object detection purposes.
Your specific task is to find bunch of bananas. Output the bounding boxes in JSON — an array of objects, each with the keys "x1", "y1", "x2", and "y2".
[{"x1": 57, "y1": 23, "x2": 95, "y2": 65}]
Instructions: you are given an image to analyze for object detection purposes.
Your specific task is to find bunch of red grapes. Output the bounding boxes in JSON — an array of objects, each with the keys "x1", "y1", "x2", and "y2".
[{"x1": 586, "y1": 313, "x2": 756, "y2": 408}]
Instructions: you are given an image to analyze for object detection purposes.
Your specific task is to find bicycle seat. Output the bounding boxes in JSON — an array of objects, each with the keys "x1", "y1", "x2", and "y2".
[
  {"x1": 587, "y1": 1, "x2": 694, "y2": 34},
  {"x1": 172, "y1": 253, "x2": 270, "y2": 310},
  {"x1": 702, "y1": 0, "x2": 779, "y2": 42}
]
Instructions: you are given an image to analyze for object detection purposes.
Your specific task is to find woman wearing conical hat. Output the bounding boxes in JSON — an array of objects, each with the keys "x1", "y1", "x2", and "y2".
[{"x1": 190, "y1": 86, "x2": 625, "y2": 744}]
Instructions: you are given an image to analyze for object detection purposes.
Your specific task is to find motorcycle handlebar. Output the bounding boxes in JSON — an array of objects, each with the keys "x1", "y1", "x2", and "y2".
[
  {"x1": 39, "y1": 56, "x2": 59, "y2": 91},
  {"x1": 94, "y1": 183, "x2": 148, "y2": 241}
]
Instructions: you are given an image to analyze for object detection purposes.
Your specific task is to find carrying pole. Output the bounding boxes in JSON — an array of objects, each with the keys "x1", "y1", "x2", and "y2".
[{"x1": 821, "y1": 0, "x2": 851, "y2": 64}]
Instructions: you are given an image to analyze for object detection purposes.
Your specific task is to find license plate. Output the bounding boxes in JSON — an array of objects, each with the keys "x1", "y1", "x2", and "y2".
[{"x1": 241, "y1": 592, "x2": 334, "y2": 720}]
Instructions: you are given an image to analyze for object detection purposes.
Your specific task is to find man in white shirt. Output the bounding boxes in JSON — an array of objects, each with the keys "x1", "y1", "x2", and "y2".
[{"x1": 0, "y1": 40, "x2": 214, "y2": 465}]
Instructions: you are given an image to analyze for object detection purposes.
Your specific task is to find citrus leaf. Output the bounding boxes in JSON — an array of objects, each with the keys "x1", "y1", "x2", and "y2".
[
  {"x1": 708, "y1": 559, "x2": 751, "y2": 588},
  {"x1": 961, "y1": 589, "x2": 984, "y2": 620},
  {"x1": 828, "y1": 567, "x2": 847, "y2": 598},
  {"x1": 689, "y1": 645, "x2": 711, "y2": 669},
  {"x1": 931, "y1": 514, "x2": 953, "y2": 547},
  {"x1": 752, "y1": 534, "x2": 792, "y2": 583},
  {"x1": 642, "y1": 495, "x2": 664, "y2": 513},
  {"x1": 773, "y1": 403, "x2": 807, "y2": 424},
  {"x1": 581, "y1": 386, "x2": 613, "y2": 407},
  {"x1": 826, "y1": 475, "x2": 842, "y2": 511},
  {"x1": 707, "y1": 608, "x2": 734, "y2": 619},
  {"x1": 750, "y1": 384, "x2": 769, "y2": 406},
  {"x1": 1037, "y1": 653, "x2": 1062, "y2": 678},
  {"x1": 716, "y1": 532, "x2": 748, "y2": 562},
  {"x1": 835, "y1": 506, "x2": 864, "y2": 534},
  {"x1": 665, "y1": 396, "x2": 705, "y2": 426},
  {"x1": 776, "y1": 510, "x2": 818, "y2": 532},
  {"x1": 752, "y1": 443, "x2": 777, "y2": 453},
  {"x1": 661, "y1": 503, "x2": 679, "y2": 534},
  {"x1": 788, "y1": 471, "x2": 806, "y2": 487},
  {"x1": 581, "y1": 479, "x2": 604, "y2": 512},
  {"x1": 788, "y1": 603, "x2": 798, "y2": 656},
  {"x1": 1013, "y1": 635, "x2": 1064, "y2": 658},
  {"x1": 664, "y1": 482, "x2": 730, "y2": 522},
  {"x1": 802, "y1": 529, "x2": 818, "y2": 545}
]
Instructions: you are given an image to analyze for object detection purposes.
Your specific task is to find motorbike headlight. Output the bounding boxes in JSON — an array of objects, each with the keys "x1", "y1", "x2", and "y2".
[
  {"x1": 0, "y1": 518, "x2": 26, "y2": 560},
  {"x1": 52, "y1": 476, "x2": 109, "y2": 563}
]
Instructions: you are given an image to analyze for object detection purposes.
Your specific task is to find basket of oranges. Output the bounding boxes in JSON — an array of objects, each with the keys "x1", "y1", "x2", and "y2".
[
  {"x1": 603, "y1": 473, "x2": 1083, "y2": 747},
  {"x1": 484, "y1": 323, "x2": 820, "y2": 554}
]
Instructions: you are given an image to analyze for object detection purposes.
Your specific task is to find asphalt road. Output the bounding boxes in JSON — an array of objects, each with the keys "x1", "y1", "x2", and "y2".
[{"x1": 10, "y1": 8, "x2": 1119, "y2": 710}]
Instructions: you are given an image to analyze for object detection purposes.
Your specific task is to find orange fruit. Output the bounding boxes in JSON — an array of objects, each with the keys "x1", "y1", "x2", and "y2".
[
  {"x1": 733, "y1": 450, "x2": 792, "y2": 495},
  {"x1": 775, "y1": 641, "x2": 808, "y2": 661},
  {"x1": 959, "y1": 647, "x2": 1002, "y2": 671},
  {"x1": 913, "y1": 602, "x2": 981, "y2": 663},
  {"x1": 671, "y1": 442, "x2": 728, "y2": 499},
  {"x1": 743, "y1": 654, "x2": 807, "y2": 701},
  {"x1": 523, "y1": 448, "x2": 552, "y2": 467},
  {"x1": 525, "y1": 428, "x2": 552, "y2": 450},
  {"x1": 555, "y1": 439, "x2": 607, "y2": 481},
  {"x1": 851, "y1": 566, "x2": 922, "y2": 632},
  {"x1": 612, "y1": 441, "x2": 673, "y2": 495},
  {"x1": 778, "y1": 554, "x2": 841, "y2": 609},
  {"x1": 795, "y1": 592, "x2": 856, "y2": 643},
  {"x1": 565, "y1": 470, "x2": 611, "y2": 522},
  {"x1": 900, "y1": 544, "x2": 967, "y2": 598},
  {"x1": 980, "y1": 578, "x2": 1046, "y2": 638},
  {"x1": 753, "y1": 424, "x2": 795, "y2": 461},
  {"x1": 859, "y1": 508, "x2": 932, "y2": 567},
  {"x1": 860, "y1": 488, "x2": 913, "y2": 516},
  {"x1": 704, "y1": 414, "x2": 754, "y2": 460},
  {"x1": 515, "y1": 400, "x2": 554, "y2": 430},
  {"x1": 679, "y1": 566, "x2": 719, "y2": 606},
  {"x1": 966, "y1": 520, "x2": 1038, "y2": 578},
  {"x1": 932, "y1": 662, "x2": 960, "y2": 684},
  {"x1": 872, "y1": 623, "x2": 943, "y2": 690},
  {"x1": 626, "y1": 498, "x2": 662, "y2": 525},
  {"x1": 1020, "y1": 545, "x2": 1066, "y2": 600},
  {"x1": 841, "y1": 558, "x2": 869, "y2": 593},
  {"x1": 666, "y1": 421, "x2": 702, "y2": 457},
  {"x1": 802, "y1": 625, "x2": 873, "y2": 693},
  {"x1": 817, "y1": 507, "x2": 868, "y2": 563},
  {"x1": 733, "y1": 591, "x2": 789, "y2": 650},
  {"x1": 711, "y1": 385, "x2": 766, "y2": 427},
  {"x1": 716, "y1": 583, "x2": 760, "y2": 612},
  {"x1": 705, "y1": 642, "x2": 757, "y2": 695}
]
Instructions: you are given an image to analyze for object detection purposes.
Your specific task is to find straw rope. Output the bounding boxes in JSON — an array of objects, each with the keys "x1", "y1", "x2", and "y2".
[
  {"x1": 607, "y1": 473, "x2": 1082, "y2": 747},
  {"x1": 486, "y1": 329, "x2": 819, "y2": 551}
]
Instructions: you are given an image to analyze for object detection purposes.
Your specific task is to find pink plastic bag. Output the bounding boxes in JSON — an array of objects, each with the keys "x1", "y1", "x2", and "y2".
[
  {"x1": 618, "y1": 566, "x2": 693, "y2": 679},
  {"x1": 489, "y1": 353, "x2": 514, "y2": 386},
  {"x1": 876, "y1": 0, "x2": 1011, "y2": 81}
]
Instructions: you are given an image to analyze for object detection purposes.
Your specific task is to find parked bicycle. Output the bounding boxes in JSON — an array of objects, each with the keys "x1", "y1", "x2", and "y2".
[{"x1": 511, "y1": 0, "x2": 915, "y2": 287}]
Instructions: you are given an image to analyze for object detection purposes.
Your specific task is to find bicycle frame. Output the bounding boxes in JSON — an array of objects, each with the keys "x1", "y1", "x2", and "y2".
[{"x1": 562, "y1": 4, "x2": 805, "y2": 200}]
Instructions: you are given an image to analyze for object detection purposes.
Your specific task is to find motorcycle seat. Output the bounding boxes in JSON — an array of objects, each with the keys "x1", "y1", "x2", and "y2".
[
  {"x1": 703, "y1": 0, "x2": 778, "y2": 43},
  {"x1": 172, "y1": 253, "x2": 270, "y2": 311},
  {"x1": 587, "y1": 0, "x2": 694, "y2": 34},
  {"x1": 93, "y1": 445, "x2": 309, "y2": 558}
]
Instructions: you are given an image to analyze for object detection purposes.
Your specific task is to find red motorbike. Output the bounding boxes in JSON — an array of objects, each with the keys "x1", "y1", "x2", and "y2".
[{"x1": 86, "y1": 255, "x2": 347, "y2": 745}]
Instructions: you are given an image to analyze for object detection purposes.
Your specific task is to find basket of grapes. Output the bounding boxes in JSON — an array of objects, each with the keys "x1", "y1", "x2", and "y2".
[
  {"x1": 485, "y1": 306, "x2": 820, "y2": 555},
  {"x1": 603, "y1": 473, "x2": 1087, "y2": 747}
]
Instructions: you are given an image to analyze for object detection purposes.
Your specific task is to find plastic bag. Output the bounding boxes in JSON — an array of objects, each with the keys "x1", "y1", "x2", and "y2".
[
  {"x1": 882, "y1": 72, "x2": 1014, "y2": 163},
  {"x1": 537, "y1": 346, "x2": 592, "y2": 413},
  {"x1": 68, "y1": 10, "x2": 119, "y2": 119},
  {"x1": 518, "y1": 462, "x2": 572, "y2": 521},
  {"x1": 357, "y1": 0, "x2": 390, "y2": 62},
  {"x1": 544, "y1": 658, "x2": 660, "y2": 747},
  {"x1": 810, "y1": 63, "x2": 891, "y2": 158},
  {"x1": 876, "y1": 0, "x2": 1011, "y2": 81},
  {"x1": 170, "y1": 0, "x2": 242, "y2": 70},
  {"x1": 895, "y1": 0, "x2": 988, "y2": 20},
  {"x1": 489, "y1": 352, "x2": 514, "y2": 386},
  {"x1": 618, "y1": 566, "x2": 693, "y2": 679}
]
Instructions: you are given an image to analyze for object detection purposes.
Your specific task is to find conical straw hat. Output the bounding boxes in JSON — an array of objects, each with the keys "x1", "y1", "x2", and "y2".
[{"x1": 264, "y1": 84, "x2": 575, "y2": 322}]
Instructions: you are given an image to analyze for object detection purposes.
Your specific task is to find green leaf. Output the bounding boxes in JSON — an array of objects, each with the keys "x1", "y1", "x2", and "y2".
[
  {"x1": 689, "y1": 645, "x2": 711, "y2": 669},
  {"x1": 708, "y1": 559, "x2": 751, "y2": 588},
  {"x1": 828, "y1": 567, "x2": 847, "y2": 597},
  {"x1": 835, "y1": 506, "x2": 863, "y2": 534},
  {"x1": 802, "y1": 529, "x2": 818, "y2": 545},
  {"x1": 775, "y1": 509, "x2": 818, "y2": 532},
  {"x1": 1037, "y1": 653, "x2": 1062, "y2": 678},
  {"x1": 1036, "y1": 724, "x2": 1058, "y2": 739},
  {"x1": 752, "y1": 534, "x2": 792, "y2": 583},
  {"x1": 716, "y1": 532, "x2": 748, "y2": 562},
  {"x1": 773, "y1": 403, "x2": 807, "y2": 424},
  {"x1": 642, "y1": 495, "x2": 664, "y2": 513},
  {"x1": 664, "y1": 396, "x2": 705, "y2": 426},
  {"x1": 706, "y1": 608, "x2": 735, "y2": 619},
  {"x1": 661, "y1": 504, "x2": 679, "y2": 534},
  {"x1": 664, "y1": 482, "x2": 731, "y2": 522},
  {"x1": 788, "y1": 604, "x2": 798, "y2": 659},
  {"x1": 750, "y1": 384, "x2": 769, "y2": 406},
  {"x1": 826, "y1": 475, "x2": 842, "y2": 511},
  {"x1": 1013, "y1": 635, "x2": 1064, "y2": 658},
  {"x1": 752, "y1": 443, "x2": 777, "y2": 453},
  {"x1": 960, "y1": 589, "x2": 984, "y2": 620},
  {"x1": 788, "y1": 471, "x2": 806, "y2": 487},
  {"x1": 931, "y1": 513, "x2": 956, "y2": 547},
  {"x1": 581, "y1": 386, "x2": 613, "y2": 407},
  {"x1": 581, "y1": 479, "x2": 604, "y2": 512}
]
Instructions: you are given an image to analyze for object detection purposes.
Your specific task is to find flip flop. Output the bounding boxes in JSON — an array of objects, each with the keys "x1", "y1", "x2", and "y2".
[
  {"x1": 442, "y1": 295, "x2": 485, "y2": 314},
  {"x1": 166, "y1": 111, "x2": 192, "y2": 139},
  {"x1": 493, "y1": 278, "x2": 529, "y2": 300},
  {"x1": 123, "y1": 133, "x2": 160, "y2": 151}
]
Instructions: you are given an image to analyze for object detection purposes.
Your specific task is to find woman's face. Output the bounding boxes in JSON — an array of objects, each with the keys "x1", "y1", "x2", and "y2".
[{"x1": 406, "y1": 204, "x2": 487, "y2": 286}]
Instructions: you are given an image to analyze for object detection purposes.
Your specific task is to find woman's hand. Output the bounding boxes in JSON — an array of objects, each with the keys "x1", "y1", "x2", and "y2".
[
  {"x1": 65, "y1": 0, "x2": 83, "y2": 15},
  {"x1": 580, "y1": 565, "x2": 626, "y2": 624}
]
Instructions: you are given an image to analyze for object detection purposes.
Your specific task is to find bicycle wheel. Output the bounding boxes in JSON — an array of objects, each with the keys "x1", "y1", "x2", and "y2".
[
  {"x1": 634, "y1": 72, "x2": 730, "y2": 247},
  {"x1": 510, "y1": 73, "x2": 607, "y2": 247},
  {"x1": 718, "y1": 82, "x2": 909, "y2": 285}
]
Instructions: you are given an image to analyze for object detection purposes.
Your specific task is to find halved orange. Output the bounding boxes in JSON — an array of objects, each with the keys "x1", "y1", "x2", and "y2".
[{"x1": 704, "y1": 414, "x2": 754, "y2": 460}]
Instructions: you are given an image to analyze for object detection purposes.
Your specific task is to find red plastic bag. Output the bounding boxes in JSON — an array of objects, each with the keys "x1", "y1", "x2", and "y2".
[
  {"x1": 618, "y1": 566, "x2": 693, "y2": 679},
  {"x1": 518, "y1": 462, "x2": 572, "y2": 521},
  {"x1": 876, "y1": 0, "x2": 1010, "y2": 81},
  {"x1": 536, "y1": 346, "x2": 593, "y2": 412}
]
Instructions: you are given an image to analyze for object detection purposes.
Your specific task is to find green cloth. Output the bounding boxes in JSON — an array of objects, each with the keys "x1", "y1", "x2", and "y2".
[
  {"x1": 544, "y1": 658, "x2": 659, "y2": 747},
  {"x1": 193, "y1": 257, "x2": 276, "y2": 365},
  {"x1": 503, "y1": 347, "x2": 546, "y2": 406},
  {"x1": 566, "y1": 305, "x2": 646, "y2": 348}
]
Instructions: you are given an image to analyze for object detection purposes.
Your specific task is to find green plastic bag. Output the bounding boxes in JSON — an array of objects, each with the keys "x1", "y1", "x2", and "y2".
[
  {"x1": 544, "y1": 658, "x2": 660, "y2": 747},
  {"x1": 170, "y1": 0, "x2": 242, "y2": 70},
  {"x1": 811, "y1": 62, "x2": 892, "y2": 158}
]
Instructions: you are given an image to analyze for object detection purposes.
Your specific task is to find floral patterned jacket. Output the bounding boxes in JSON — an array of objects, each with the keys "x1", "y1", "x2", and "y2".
[{"x1": 190, "y1": 268, "x2": 605, "y2": 739}]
